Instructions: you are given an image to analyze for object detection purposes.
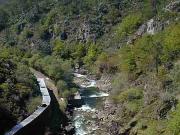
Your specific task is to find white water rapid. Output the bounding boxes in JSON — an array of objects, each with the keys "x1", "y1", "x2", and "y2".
[{"x1": 73, "y1": 73, "x2": 109, "y2": 135}]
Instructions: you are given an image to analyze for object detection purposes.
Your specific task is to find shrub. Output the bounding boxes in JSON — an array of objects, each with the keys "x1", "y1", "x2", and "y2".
[
  {"x1": 95, "y1": 52, "x2": 119, "y2": 73},
  {"x1": 119, "y1": 46, "x2": 136, "y2": 73},
  {"x1": 62, "y1": 90, "x2": 71, "y2": 98},
  {"x1": 15, "y1": 64, "x2": 38, "y2": 93},
  {"x1": 26, "y1": 96, "x2": 41, "y2": 114},
  {"x1": 0, "y1": 8, "x2": 8, "y2": 31},
  {"x1": 113, "y1": 88, "x2": 143, "y2": 103},
  {"x1": 115, "y1": 13, "x2": 142, "y2": 40},
  {"x1": 161, "y1": 23, "x2": 180, "y2": 63},
  {"x1": 24, "y1": 29, "x2": 33, "y2": 39},
  {"x1": 166, "y1": 103, "x2": 180, "y2": 135},
  {"x1": 36, "y1": 25, "x2": 51, "y2": 40},
  {"x1": 56, "y1": 80, "x2": 68, "y2": 94},
  {"x1": 44, "y1": 9, "x2": 57, "y2": 27},
  {"x1": 53, "y1": 40, "x2": 72, "y2": 59},
  {"x1": 111, "y1": 73, "x2": 128, "y2": 95},
  {"x1": 167, "y1": 61, "x2": 180, "y2": 94},
  {"x1": 104, "y1": 8, "x2": 120, "y2": 24},
  {"x1": 83, "y1": 43, "x2": 100, "y2": 67},
  {"x1": 71, "y1": 43, "x2": 86, "y2": 63},
  {"x1": 53, "y1": 39, "x2": 65, "y2": 57}
]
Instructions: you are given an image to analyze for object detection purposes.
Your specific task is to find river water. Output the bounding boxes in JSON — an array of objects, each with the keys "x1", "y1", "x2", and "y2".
[{"x1": 73, "y1": 73, "x2": 109, "y2": 135}]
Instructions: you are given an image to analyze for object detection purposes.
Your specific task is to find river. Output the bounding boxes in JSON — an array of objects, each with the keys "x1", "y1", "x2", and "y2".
[{"x1": 73, "y1": 73, "x2": 109, "y2": 135}]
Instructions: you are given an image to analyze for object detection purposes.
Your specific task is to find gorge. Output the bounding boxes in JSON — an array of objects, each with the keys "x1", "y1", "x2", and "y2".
[{"x1": 0, "y1": 0, "x2": 180, "y2": 135}]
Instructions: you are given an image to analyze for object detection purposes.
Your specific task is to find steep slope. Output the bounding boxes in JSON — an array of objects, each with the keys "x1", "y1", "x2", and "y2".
[
  {"x1": 0, "y1": 52, "x2": 40, "y2": 134},
  {"x1": 0, "y1": 0, "x2": 179, "y2": 135}
]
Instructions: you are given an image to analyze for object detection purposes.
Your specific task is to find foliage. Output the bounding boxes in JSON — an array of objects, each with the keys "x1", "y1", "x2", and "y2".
[
  {"x1": 0, "y1": 7, "x2": 9, "y2": 31},
  {"x1": 83, "y1": 43, "x2": 100, "y2": 67},
  {"x1": 119, "y1": 46, "x2": 137, "y2": 73},
  {"x1": 53, "y1": 39, "x2": 65, "y2": 57},
  {"x1": 95, "y1": 52, "x2": 119, "y2": 73},
  {"x1": 29, "y1": 54, "x2": 76, "y2": 98},
  {"x1": 167, "y1": 61, "x2": 180, "y2": 94},
  {"x1": 43, "y1": 9, "x2": 57, "y2": 27},
  {"x1": 113, "y1": 88, "x2": 143, "y2": 103},
  {"x1": 72, "y1": 43, "x2": 86, "y2": 63},
  {"x1": 118, "y1": 23, "x2": 180, "y2": 76},
  {"x1": 111, "y1": 72, "x2": 128, "y2": 95},
  {"x1": 57, "y1": 80, "x2": 68, "y2": 94},
  {"x1": 0, "y1": 57, "x2": 40, "y2": 134},
  {"x1": 161, "y1": 23, "x2": 180, "y2": 63},
  {"x1": 0, "y1": 0, "x2": 179, "y2": 134},
  {"x1": 15, "y1": 64, "x2": 39, "y2": 95},
  {"x1": 115, "y1": 13, "x2": 142, "y2": 40},
  {"x1": 26, "y1": 96, "x2": 41, "y2": 114},
  {"x1": 166, "y1": 103, "x2": 180, "y2": 135}
]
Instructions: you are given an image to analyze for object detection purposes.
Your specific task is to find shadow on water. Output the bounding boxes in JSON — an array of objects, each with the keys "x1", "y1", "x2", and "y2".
[{"x1": 48, "y1": 90, "x2": 69, "y2": 135}]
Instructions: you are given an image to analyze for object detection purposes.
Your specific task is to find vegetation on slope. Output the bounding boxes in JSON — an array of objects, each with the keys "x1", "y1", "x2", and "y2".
[
  {"x1": 0, "y1": 0, "x2": 179, "y2": 134},
  {"x1": 0, "y1": 47, "x2": 40, "y2": 134}
]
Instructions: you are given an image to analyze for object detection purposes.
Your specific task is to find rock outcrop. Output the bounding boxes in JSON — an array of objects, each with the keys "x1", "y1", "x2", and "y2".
[
  {"x1": 165, "y1": 0, "x2": 180, "y2": 12},
  {"x1": 127, "y1": 18, "x2": 166, "y2": 44},
  {"x1": 96, "y1": 74, "x2": 112, "y2": 93}
]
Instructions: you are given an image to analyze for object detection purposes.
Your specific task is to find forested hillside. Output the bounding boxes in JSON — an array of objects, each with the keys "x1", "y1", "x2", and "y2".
[
  {"x1": 0, "y1": 46, "x2": 40, "y2": 134},
  {"x1": 0, "y1": 0, "x2": 180, "y2": 134}
]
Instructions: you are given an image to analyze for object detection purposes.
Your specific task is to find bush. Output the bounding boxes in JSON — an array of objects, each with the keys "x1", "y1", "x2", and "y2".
[
  {"x1": 111, "y1": 73, "x2": 128, "y2": 95},
  {"x1": 83, "y1": 43, "x2": 100, "y2": 67},
  {"x1": 15, "y1": 64, "x2": 39, "y2": 94},
  {"x1": 104, "y1": 8, "x2": 120, "y2": 24},
  {"x1": 166, "y1": 103, "x2": 180, "y2": 135},
  {"x1": 71, "y1": 43, "x2": 86, "y2": 63},
  {"x1": 24, "y1": 29, "x2": 33, "y2": 39},
  {"x1": 56, "y1": 80, "x2": 76, "y2": 98},
  {"x1": 113, "y1": 88, "x2": 143, "y2": 103},
  {"x1": 161, "y1": 23, "x2": 180, "y2": 63},
  {"x1": 53, "y1": 39, "x2": 71, "y2": 58},
  {"x1": 167, "y1": 61, "x2": 180, "y2": 94},
  {"x1": 37, "y1": 25, "x2": 51, "y2": 40},
  {"x1": 0, "y1": 8, "x2": 8, "y2": 31},
  {"x1": 118, "y1": 22, "x2": 180, "y2": 75},
  {"x1": 115, "y1": 13, "x2": 142, "y2": 40},
  {"x1": 95, "y1": 52, "x2": 119, "y2": 73},
  {"x1": 119, "y1": 46, "x2": 136, "y2": 73},
  {"x1": 26, "y1": 96, "x2": 41, "y2": 114},
  {"x1": 56, "y1": 80, "x2": 68, "y2": 95},
  {"x1": 62, "y1": 90, "x2": 71, "y2": 98}
]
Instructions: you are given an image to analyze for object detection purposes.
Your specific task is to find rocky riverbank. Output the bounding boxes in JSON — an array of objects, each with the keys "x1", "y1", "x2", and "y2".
[
  {"x1": 73, "y1": 69, "x2": 123, "y2": 135},
  {"x1": 69, "y1": 70, "x2": 110, "y2": 135},
  {"x1": 61, "y1": 67, "x2": 125, "y2": 135},
  {"x1": 93, "y1": 74, "x2": 121, "y2": 135}
]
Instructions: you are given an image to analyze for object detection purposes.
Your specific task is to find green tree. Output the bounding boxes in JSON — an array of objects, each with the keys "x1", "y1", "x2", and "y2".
[
  {"x1": 56, "y1": 80, "x2": 68, "y2": 95},
  {"x1": 84, "y1": 43, "x2": 99, "y2": 66},
  {"x1": 53, "y1": 41, "x2": 71, "y2": 59},
  {"x1": 161, "y1": 23, "x2": 180, "y2": 63},
  {"x1": 72, "y1": 43, "x2": 86, "y2": 66},
  {"x1": 115, "y1": 13, "x2": 142, "y2": 40}
]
